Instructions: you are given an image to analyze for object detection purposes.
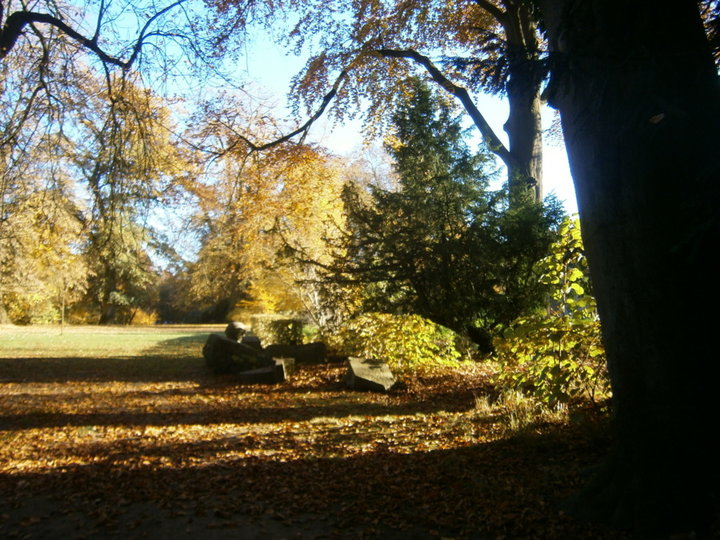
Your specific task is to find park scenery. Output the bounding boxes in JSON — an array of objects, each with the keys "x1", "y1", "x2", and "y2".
[
  {"x1": 1, "y1": 1, "x2": 719, "y2": 538},
  {"x1": 1, "y1": 324, "x2": 618, "y2": 539}
]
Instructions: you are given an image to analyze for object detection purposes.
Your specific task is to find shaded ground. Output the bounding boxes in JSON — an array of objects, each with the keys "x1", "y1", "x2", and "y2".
[{"x1": 0, "y1": 326, "x2": 625, "y2": 539}]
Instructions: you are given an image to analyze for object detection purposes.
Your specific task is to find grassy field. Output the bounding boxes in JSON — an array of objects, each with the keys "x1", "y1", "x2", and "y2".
[
  {"x1": 0, "y1": 324, "x2": 224, "y2": 357},
  {"x1": 0, "y1": 325, "x2": 622, "y2": 539}
]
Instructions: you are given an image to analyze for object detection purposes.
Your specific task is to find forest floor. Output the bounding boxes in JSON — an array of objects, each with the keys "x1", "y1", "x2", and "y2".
[{"x1": 0, "y1": 325, "x2": 627, "y2": 539}]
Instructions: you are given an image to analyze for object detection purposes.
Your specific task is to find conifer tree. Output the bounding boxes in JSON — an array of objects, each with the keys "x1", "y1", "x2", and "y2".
[{"x1": 333, "y1": 80, "x2": 562, "y2": 348}]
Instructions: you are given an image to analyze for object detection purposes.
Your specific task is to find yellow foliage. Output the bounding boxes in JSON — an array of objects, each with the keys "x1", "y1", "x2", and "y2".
[
  {"x1": 129, "y1": 309, "x2": 159, "y2": 326},
  {"x1": 190, "y1": 138, "x2": 347, "y2": 323}
]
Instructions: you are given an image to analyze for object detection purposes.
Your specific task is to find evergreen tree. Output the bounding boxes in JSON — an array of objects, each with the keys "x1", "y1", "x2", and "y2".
[{"x1": 332, "y1": 80, "x2": 563, "y2": 349}]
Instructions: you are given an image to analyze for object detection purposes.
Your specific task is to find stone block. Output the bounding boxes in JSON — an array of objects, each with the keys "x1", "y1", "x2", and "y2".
[
  {"x1": 224, "y1": 321, "x2": 247, "y2": 341},
  {"x1": 343, "y1": 357, "x2": 396, "y2": 392},
  {"x1": 203, "y1": 333, "x2": 272, "y2": 374}
]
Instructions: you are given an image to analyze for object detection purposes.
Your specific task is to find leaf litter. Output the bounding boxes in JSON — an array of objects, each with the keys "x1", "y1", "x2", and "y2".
[{"x1": 0, "y1": 351, "x2": 626, "y2": 539}]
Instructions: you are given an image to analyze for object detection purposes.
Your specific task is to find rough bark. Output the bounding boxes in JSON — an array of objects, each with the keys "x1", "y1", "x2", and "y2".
[
  {"x1": 504, "y1": 62, "x2": 543, "y2": 201},
  {"x1": 541, "y1": 0, "x2": 720, "y2": 535}
]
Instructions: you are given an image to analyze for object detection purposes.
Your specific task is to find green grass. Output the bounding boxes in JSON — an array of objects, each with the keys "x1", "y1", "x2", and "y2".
[
  {"x1": 0, "y1": 325, "x2": 222, "y2": 359},
  {"x1": 0, "y1": 325, "x2": 224, "y2": 382}
]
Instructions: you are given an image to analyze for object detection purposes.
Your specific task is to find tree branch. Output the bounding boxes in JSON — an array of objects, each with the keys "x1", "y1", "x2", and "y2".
[
  {"x1": 92, "y1": 0, "x2": 106, "y2": 44},
  {"x1": 1, "y1": 11, "x2": 123, "y2": 66},
  {"x1": 125, "y1": 1, "x2": 187, "y2": 68},
  {"x1": 474, "y1": 0, "x2": 507, "y2": 25},
  {"x1": 227, "y1": 69, "x2": 349, "y2": 154},
  {"x1": 377, "y1": 48, "x2": 514, "y2": 169},
  {"x1": 0, "y1": 2, "x2": 186, "y2": 68}
]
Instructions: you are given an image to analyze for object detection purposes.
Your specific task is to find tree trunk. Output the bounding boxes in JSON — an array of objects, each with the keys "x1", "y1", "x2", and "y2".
[
  {"x1": 98, "y1": 272, "x2": 118, "y2": 325},
  {"x1": 505, "y1": 77, "x2": 543, "y2": 201},
  {"x1": 0, "y1": 295, "x2": 10, "y2": 324},
  {"x1": 541, "y1": 0, "x2": 720, "y2": 535},
  {"x1": 98, "y1": 301, "x2": 117, "y2": 325},
  {"x1": 503, "y1": 2, "x2": 544, "y2": 201}
]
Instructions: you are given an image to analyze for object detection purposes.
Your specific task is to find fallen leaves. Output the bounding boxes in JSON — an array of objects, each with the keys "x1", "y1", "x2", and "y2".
[{"x1": 0, "y1": 334, "x2": 624, "y2": 539}]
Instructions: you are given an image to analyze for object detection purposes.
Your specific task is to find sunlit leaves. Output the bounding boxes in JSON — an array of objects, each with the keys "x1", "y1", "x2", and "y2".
[
  {"x1": 494, "y1": 218, "x2": 610, "y2": 407},
  {"x1": 0, "y1": 326, "x2": 619, "y2": 538},
  {"x1": 186, "y1": 129, "x2": 348, "y2": 322},
  {"x1": 333, "y1": 312, "x2": 465, "y2": 372}
]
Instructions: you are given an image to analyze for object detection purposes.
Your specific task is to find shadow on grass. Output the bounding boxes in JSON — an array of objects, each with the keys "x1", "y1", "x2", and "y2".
[
  {"x1": 0, "y1": 334, "x2": 492, "y2": 434},
  {"x1": 0, "y1": 426, "x2": 621, "y2": 539}
]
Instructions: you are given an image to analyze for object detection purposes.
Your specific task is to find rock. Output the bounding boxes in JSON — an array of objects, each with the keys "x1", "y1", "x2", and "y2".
[
  {"x1": 264, "y1": 342, "x2": 327, "y2": 364},
  {"x1": 237, "y1": 358, "x2": 294, "y2": 384},
  {"x1": 241, "y1": 334, "x2": 263, "y2": 352},
  {"x1": 274, "y1": 357, "x2": 296, "y2": 379},
  {"x1": 224, "y1": 321, "x2": 247, "y2": 341},
  {"x1": 343, "y1": 357, "x2": 396, "y2": 392},
  {"x1": 203, "y1": 333, "x2": 273, "y2": 374}
]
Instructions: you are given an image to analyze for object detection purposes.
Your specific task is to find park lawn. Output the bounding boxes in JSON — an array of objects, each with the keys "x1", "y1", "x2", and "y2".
[{"x1": 0, "y1": 325, "x2": 622, "y2": 539}]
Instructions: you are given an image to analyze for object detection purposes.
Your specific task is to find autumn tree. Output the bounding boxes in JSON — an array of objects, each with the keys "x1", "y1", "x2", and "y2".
[
  {"x1": 327, "y1": 80, "x2": 562, "y2": 348},
  {"x1": 71, "y1": 73, "x2": 192, "y2": 324},
  {"x1": 187, "y1": 106, "x2": 348, "y2": 325},
  {"x1": 199, "y1": 0, "x2": 546, "y2": 200},
  {"x1": 539, "y1": 1, "x2": 720, "y2": 535},
  {"x1": 0, "y1": 15, "x2": 95, "y2": 323},
  {"x1": 261, "y1": 146, "x2": 348, "y2": 328},
  {"x1": 0, "y1": 147, "x2": 89, "y2": 324}
]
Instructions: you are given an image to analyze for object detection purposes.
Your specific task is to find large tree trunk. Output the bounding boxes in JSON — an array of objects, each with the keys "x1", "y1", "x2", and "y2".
[{"x1": 541, "y1": 0, "x2": 720, "y2": 535}]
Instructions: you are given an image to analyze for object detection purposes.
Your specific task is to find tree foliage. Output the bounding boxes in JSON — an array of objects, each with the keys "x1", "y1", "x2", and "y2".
[
  {"x1": 0, "y1": 169, "x2": 89, "y2": 324},
  {"x1": 333, "y1": 312, "x2": 466, "y2": 373},
  {"x1": 327, "y1": 81, "x2": 562, "y2": 348},
  {"x1": 72, "y1": 74, "x2": 192, "y2": 324},
  {"x1": 494, "y1": 218, "x2": 609, "y2": 407},
  {"x1": 0, "y1": 50, "x2": 193, "y2": 323},
  {"x1": 185, "y1": 107, "x2": 348, "y2": 324},
  {"x1": 202, "y1": 0, "x2": 546, "y2": 196}
]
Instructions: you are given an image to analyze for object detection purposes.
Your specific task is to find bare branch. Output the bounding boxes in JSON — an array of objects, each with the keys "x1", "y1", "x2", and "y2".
[
  {"x1": 92, "y1": 0, "x2": 106, "y2": 44},
  {"x1": 227, "y1": 69, "x2": 349, "y2": 154},
  {"x1": 126, "y1": 1, "x2": 187, "y2": 68},
  {"x1": 0, "y1": 2, "x2": 187, "y2": 69},
  {"x1": 377, "y1": 48, "x2": 514, "y2": 169}
]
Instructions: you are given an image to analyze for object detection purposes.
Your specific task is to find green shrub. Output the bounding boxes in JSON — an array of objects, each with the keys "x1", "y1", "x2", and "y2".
[
  {"x1": 493, "y1": 218, "x2": 611, "y2": 406},
  {"x1": 333, "y1": 312, "x2": 465, "y2": 372},
  {"x1": 494, "y1": 316, "x2": 608, "y2": 406},
  {"x1": 250, "y1": 314, "x2": 304, "y2": 345}
]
